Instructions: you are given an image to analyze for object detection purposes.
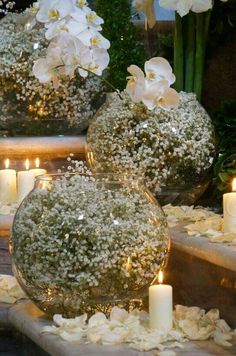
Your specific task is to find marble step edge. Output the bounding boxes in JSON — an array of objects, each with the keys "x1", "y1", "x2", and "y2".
[
  {"x1": 170, "y1": 225, "x2": 236, "y2": 273},
  {"x1": 0, "y1": 135, "x2": 86, "y2": 160}
]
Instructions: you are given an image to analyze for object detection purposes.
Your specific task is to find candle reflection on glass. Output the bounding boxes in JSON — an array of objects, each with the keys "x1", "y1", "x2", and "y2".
[{"x1": 0, "y1": 159, "x2": 17, "y2": 204}]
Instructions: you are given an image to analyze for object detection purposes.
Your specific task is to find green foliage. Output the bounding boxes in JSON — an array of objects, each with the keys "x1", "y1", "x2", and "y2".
[
  {"x1": 94, "y1": 0, "x2": 146, "y2": 90},
  {"x1": 213, "y1": 101, "x2": 236, "y2": 193}
]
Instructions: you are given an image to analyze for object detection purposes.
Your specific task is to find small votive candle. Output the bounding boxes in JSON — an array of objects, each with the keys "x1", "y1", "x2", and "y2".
[
  {"x1": 223, "y1": 178, "x2": 236, "y2": 233},
  {"x1": 17, "y1": 159, "x2": 35, "y2": 204},
  {"x1": 30, "y1": 157, "x2": 47, "y2": 178},
  {"x1": 149, "y1": 271, "x2": 173, "y2": 332},
  {"x1": 0, "y1": 159, "x2": 17, "y2": 204}
]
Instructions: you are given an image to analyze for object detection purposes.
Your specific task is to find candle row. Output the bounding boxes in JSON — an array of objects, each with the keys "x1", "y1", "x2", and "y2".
[{"x1": 0, "y1": 158, "x2": 47, "y2": 205}]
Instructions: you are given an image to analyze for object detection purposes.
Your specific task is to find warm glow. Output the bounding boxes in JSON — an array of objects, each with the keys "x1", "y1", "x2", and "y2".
[
  {"x1": 5, "y1": 159, "x2": 10, "y2": 169},
  {"x1": 158, "y1": 270, "x2": 164, "y2": 284},
  {"x1": 35, "y1": 157, "x2": 40, "y2": 168},
  {"x1": 126, "y1": 256, "x2": 132, "y2": 272},
  {"x1": 232, "y1": 178, "x2": 236, "y2": 192},
  {"x1": 25, "y1": 159, "x2": 30, "y2": 170}
]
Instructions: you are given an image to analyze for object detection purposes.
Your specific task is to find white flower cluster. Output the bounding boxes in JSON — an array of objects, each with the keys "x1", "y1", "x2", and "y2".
[
  {"x1": 87, "y1": 91, "x2": 216, "y2": 195},
  {"x1": 134, "y1": 0, "x2": 229, "y2": 19},
  {"x1": 12, "y1": 167, "x2": 169, "y2": 317},
  {"x1": 0, "y1": 274, "x2": 26, "y2": 304},
  {"x1": 41, "y1": 305, "x2": 234, "y2": 351},
  {"x1": 126, "y1": 57, "x2": 179, "y2": 112},
  {"x1": 32, "y1": 0, "x2": 110, "y2": 87},
  {"x1": 0, "y1": 12, "x2": 105, "y2": 133}
]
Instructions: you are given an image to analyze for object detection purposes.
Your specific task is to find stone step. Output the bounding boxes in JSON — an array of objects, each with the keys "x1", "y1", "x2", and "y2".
[{"x1": 5, "y1": 301, "x2": 236, "y2": 356}]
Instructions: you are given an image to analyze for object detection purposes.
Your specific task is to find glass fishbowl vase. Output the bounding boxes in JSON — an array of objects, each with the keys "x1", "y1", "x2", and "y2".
[{"x1": 10, "y1": 173, "x2": 170, "y2": 317}]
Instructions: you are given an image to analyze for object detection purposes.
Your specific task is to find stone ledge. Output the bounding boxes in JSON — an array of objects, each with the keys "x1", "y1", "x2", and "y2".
[
  {"x1": 6, "y1": 301, "x2": 236, "y2": 356},
  {"x1": 170, "y1": 225, "x2": 236, "y2": 273}
]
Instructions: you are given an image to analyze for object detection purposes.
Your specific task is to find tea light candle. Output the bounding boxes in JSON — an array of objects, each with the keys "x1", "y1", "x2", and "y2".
[
  {"x1": 0, "y1": 159, "x2": 17, "y2": 204},
  {"x1": 223, "y1": 178, "x2": 236, "y2": 233},
  {"x1": 17, "y1": 159, "x2": 35, "y2": 204},
  {"x1": 149, "y1": 271, "x2": 173, "y2": 332},
  {"x1": 30, "y1": 158, "x2": 47, "y2": 177}
]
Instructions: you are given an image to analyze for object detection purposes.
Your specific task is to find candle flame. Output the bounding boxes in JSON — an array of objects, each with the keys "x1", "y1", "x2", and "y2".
[
  {"x1": 158, "y1": 270, "x2": 164, "y2": 284},
  {"x1": 35, "y1": 157, "x2": 40, "y2": 168},
  {"x1": 25, "y1": 159, "x2": 30, "y2": 170},
  {"x1": 232, "y1": 178, "x2": 236, "y2": 192},
  {"x1": 126, "y1": 256, "x2": 132, "y2": 272},
  {"x1": 5, "y1": 159, "x2": 10, "y2": 169}
]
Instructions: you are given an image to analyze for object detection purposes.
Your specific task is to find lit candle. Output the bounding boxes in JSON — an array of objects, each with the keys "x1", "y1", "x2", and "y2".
[
  {"x1": 29, "y1": 158, "x2": 47, "y2": 178},
  {"x1": 0, "y1": 159, "x2": 17, "y2": 204},
  {"x1": 17, "y1": 159, "x2": 35, "y2": 204},
  {"x1": 223, "y1": 178, "x2": 236, "y2": 233},
  {"x1": 149, "y1": 271, "x2": 173, "y2": 332}
]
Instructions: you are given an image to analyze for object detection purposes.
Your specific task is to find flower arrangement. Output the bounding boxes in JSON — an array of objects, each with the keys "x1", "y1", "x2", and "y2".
[
  {"x1": 32, "y1": 0, "x2": 110, "y2": 87},
  {"x1": 0, "y1": 2, "x2": 108, "y2": 135},
  {"x1": 87, "y1": 90, "x2": 215, "y2": 196},
  {"x1": 133, "y1": 0, "x2": 229, "y2": 100},
  {"x1": 11, "y1": 162, "x2": 169, "y2": 316}
]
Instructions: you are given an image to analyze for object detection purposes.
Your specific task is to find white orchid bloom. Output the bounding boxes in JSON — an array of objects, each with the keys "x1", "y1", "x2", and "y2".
[
  {"x1": 72, "y1": 0, "x2": 89, "y2": 9},
  {"x1": 159, "y1": 0, "x2": 212, "y2": 17},
  {"x1": 45, "y1": 19, "x2": 70, "y2": 40},
  {"x1": 33, "y1": 58, "x2": 60, "y2": 87},
  {"x1": 145, "y1": 57, "x2": 176, "y2": 86},
  {"x1": 126, "y1": 65, "x2": 146, "y2": 103},
  {"x1": 133, "y1": 0, "x2": 156, "y2": 29},
  {"x1": 33, "y1": 0, "x2": 110, "y2": 83},
  {"x1": 142, "y1": 80, "x2": 179, "y2": 111},
  {"x1": 79, "y1": 29, "x2": 110, "y2": 49},
  {"x1": 36, "y1": 0, "x2": 74, "y2": 23},
  {"x1": 84, "y1": 7, "x2": 104, "y2": 28},
  {"x1": 88, "y1": 47, "x2": 110, "y2": 76}
]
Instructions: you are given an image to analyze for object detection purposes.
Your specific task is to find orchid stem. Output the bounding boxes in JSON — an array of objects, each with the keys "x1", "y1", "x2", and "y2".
[
  {"x1": 174, "y1": 13, "x2": 184, "y2": 92},
  {"x1": 194, "y1": 11, "x2": 211, "y2": 101},
  {"x1": 77, "y1": 65, "x2": 123, "y2": 100},
  {"x1": 184, "y1": 12, "x2": 195, "y2": 92},
  {"x1": 55, "y1": 64, "x2": 122, "y2": 100}
]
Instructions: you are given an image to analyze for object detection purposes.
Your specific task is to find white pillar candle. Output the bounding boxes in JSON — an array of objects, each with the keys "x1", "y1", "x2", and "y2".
[
  {"x1": 223, "y1": 178, "x2": 236, "y2": 233},
  {"x1": 0, "y1": 159, "x2": 17, "y2": 204},
  {"x1": 17, "y1": 159, "x2": 35, "y2": 204},
  {"x1": 149, "y1": 271, "x2": 173, "y2": 332},
  {"x1": 29, "y1": 158, "x2": 47, "y2": 178}
]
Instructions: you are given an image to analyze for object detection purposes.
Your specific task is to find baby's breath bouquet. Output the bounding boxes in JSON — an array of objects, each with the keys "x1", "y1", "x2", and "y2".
[{"x1": 11, "y1": 162, "x2": 169, "y2": 317}]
